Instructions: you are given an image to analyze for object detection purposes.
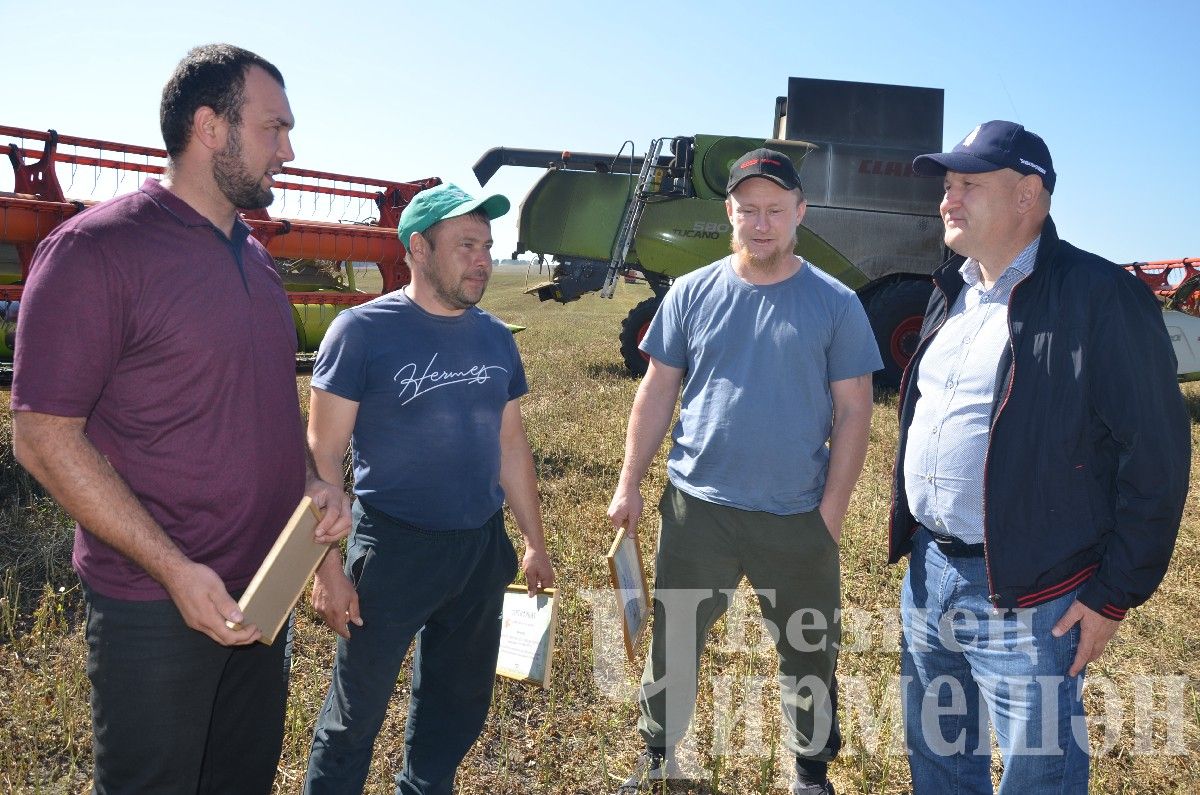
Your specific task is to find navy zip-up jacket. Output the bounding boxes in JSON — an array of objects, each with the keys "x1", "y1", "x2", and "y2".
[{"x1": 889, "y1": 217, "x2": 1189, "y2": 619}]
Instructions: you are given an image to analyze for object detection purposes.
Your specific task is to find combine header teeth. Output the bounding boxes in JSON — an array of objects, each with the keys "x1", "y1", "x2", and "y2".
[{"x1": 1, "y1": 124, "x2": 443, "y2": 361}]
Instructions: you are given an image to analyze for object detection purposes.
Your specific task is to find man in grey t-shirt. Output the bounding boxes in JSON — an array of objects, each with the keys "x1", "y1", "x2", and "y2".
[{"x1": 607, "y1": 149, "x2": 880, "y2": 795}]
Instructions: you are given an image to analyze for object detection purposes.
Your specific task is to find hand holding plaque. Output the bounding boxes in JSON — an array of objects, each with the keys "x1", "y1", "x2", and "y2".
[{"x1": 607, "y1": 525, "x2": 650, "y2": 662}]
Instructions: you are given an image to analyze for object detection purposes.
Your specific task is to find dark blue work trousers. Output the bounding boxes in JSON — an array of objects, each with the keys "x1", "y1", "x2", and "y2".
[
  {"x1": 304, "y1": 500, "x2": 518, "y2": 795},
  {"x1": 83, "y1": 587, "x2": 289, "y2": 794}
]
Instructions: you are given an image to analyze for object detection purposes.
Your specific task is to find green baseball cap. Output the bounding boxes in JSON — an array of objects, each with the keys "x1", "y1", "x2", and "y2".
[{"x1": 397, "y1": 183, "x2": 510, "y2": 250}]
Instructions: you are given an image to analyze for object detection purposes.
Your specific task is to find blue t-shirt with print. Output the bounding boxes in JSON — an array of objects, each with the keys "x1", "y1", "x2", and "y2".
[
  {"x1": 312, "y1": 291, "x2": 528, "y2": 530},
  {"x1": 641, "y1": 256, "x2": 881, "y2": 515}
]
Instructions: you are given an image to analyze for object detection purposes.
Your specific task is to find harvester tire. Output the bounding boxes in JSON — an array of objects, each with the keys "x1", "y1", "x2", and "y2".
[
  {"x1": 619, "y1": 296, "x2": 662, "y2": 377},
  {"x1": 863, "y1": 278, "x2": 933, "y2": 390}
]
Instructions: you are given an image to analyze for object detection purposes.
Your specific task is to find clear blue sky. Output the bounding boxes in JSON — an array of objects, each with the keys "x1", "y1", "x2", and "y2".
[{"x1": 2, "y1": 0, "x2": 1196, "y2": 263}]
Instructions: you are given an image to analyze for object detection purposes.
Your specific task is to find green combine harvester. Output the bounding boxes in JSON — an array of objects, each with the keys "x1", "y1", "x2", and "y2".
[{"x1": 475, "y1": 77, "x2": 947, "y2": 387}]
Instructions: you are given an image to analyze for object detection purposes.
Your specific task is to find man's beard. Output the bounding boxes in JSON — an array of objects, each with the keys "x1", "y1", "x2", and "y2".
[
  {"x1": 422, "y1": 259, "x2": 488, "y2": 311},
  {"x1": 212, "y1": 126, "x2": 274, "y2": 210},
  {"x1": 431, "y1": 276, "x2": 483, "y2": 311},
  {"x1": 730, "y1": 231, "x2": 795, "y2": 272}
]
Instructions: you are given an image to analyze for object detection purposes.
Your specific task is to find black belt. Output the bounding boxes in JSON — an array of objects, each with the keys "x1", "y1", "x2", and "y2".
[{"x1": 923, "y1": 526, "x2": 985, "y2": 558}]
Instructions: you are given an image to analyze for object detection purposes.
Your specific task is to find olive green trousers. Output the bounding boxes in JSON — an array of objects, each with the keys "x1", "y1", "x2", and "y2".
[{"x1": 638, "y1": 482, "x2": 842, "y2": 761}]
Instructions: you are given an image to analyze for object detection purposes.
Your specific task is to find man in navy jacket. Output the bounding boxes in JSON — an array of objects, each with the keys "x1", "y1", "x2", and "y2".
[{"x1": 889, "y1": 120, "x2": 1188, "y2": 794}]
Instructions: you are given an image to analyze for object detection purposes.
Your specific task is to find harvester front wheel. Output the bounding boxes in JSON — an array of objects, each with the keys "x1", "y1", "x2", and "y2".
[
  {"x1": 619, "y1": 296, "x2": 662, "y2": 377},
  {"x1": 863, "y1": 278, "x2": 933, "y2": 390}
]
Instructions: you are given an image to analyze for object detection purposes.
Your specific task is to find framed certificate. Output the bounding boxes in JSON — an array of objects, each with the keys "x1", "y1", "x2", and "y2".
[
  {"x1": 606, "y1": 525, "x2": 650, "y2": 662},
  {"x1": 227, "y1": 497, "x2": 331, "y2": 644},
  {"x1": 496, "y1": 585, "x2": 559, "y2": 688}
]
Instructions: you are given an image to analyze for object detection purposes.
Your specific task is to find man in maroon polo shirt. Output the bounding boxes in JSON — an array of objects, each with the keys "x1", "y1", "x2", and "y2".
[{"x1": 11, "y1": 44, "x2": 350, "y2": 794}]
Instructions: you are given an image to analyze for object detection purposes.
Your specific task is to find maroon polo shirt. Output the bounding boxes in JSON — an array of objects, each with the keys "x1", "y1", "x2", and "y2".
[{"x1": 12, "y1": 179, "x2": 306, "y2": 600}]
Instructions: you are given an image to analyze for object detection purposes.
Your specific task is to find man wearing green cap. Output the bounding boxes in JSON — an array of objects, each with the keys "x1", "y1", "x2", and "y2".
[{"x1": 302, "y1": 183, "x2": 555, "y2": 795}]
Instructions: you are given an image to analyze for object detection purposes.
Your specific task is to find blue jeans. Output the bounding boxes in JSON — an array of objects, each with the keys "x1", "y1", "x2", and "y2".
[
  {"x1": 304, "y1": 501, "x2": 517, "y2": 795},
  {"x1": 901, "y1": 527, "x2": 1089, "y2": 794}
]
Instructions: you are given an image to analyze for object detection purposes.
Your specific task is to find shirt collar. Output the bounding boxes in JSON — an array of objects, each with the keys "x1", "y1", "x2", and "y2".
[
  {"x1": 959, "y1": 237, "x2": 1040, "y2": 289},
  {"x1": 139, "y1": 178, "x2": 253, "y2": 243}
]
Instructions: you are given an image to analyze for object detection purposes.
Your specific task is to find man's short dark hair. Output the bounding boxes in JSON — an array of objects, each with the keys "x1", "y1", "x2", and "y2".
[{"x1": 160, "y1": 44, "x2": 285, "y2": 158}]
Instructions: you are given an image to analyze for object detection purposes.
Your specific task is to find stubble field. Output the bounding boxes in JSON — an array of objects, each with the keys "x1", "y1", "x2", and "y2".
[{"x1": 1, "y1": 270, "x2": 1198, "y2": 793}]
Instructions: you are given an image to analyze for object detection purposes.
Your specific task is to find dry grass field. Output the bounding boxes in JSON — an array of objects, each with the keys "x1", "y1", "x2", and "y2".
[{"x1": 1, "y1": 269, "x2": 1198, "y2": 793}]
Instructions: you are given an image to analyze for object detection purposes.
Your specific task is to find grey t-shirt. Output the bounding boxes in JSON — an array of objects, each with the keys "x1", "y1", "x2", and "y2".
[{"x1": 641, "y1": 256, "x2": 881, "y2": 515}]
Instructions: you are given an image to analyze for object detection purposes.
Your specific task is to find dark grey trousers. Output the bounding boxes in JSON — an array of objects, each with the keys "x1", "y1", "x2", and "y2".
[
  {"x1": 84, "y1": 587, "x2": 288, "y2": 794},
  {"x1": 304, "y1": 501, "x2": 518, "y2": 795}
]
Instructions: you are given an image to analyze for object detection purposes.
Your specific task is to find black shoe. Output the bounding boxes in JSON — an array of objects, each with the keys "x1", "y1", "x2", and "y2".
[
  {"x1": 792, "y1": 754, "x2": 835, "y2": 795},
  {"x1": 615, "y1": 748, "x2": 676, "y2": 794},
  {"x1": 790, "y1": 778, "x2": 836, "y2": 795}
]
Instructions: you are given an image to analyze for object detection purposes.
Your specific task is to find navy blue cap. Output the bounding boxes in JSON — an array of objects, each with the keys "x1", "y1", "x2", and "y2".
[{"x1": 913, "y1": 120, "x2": 1056, "y2": 194}]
